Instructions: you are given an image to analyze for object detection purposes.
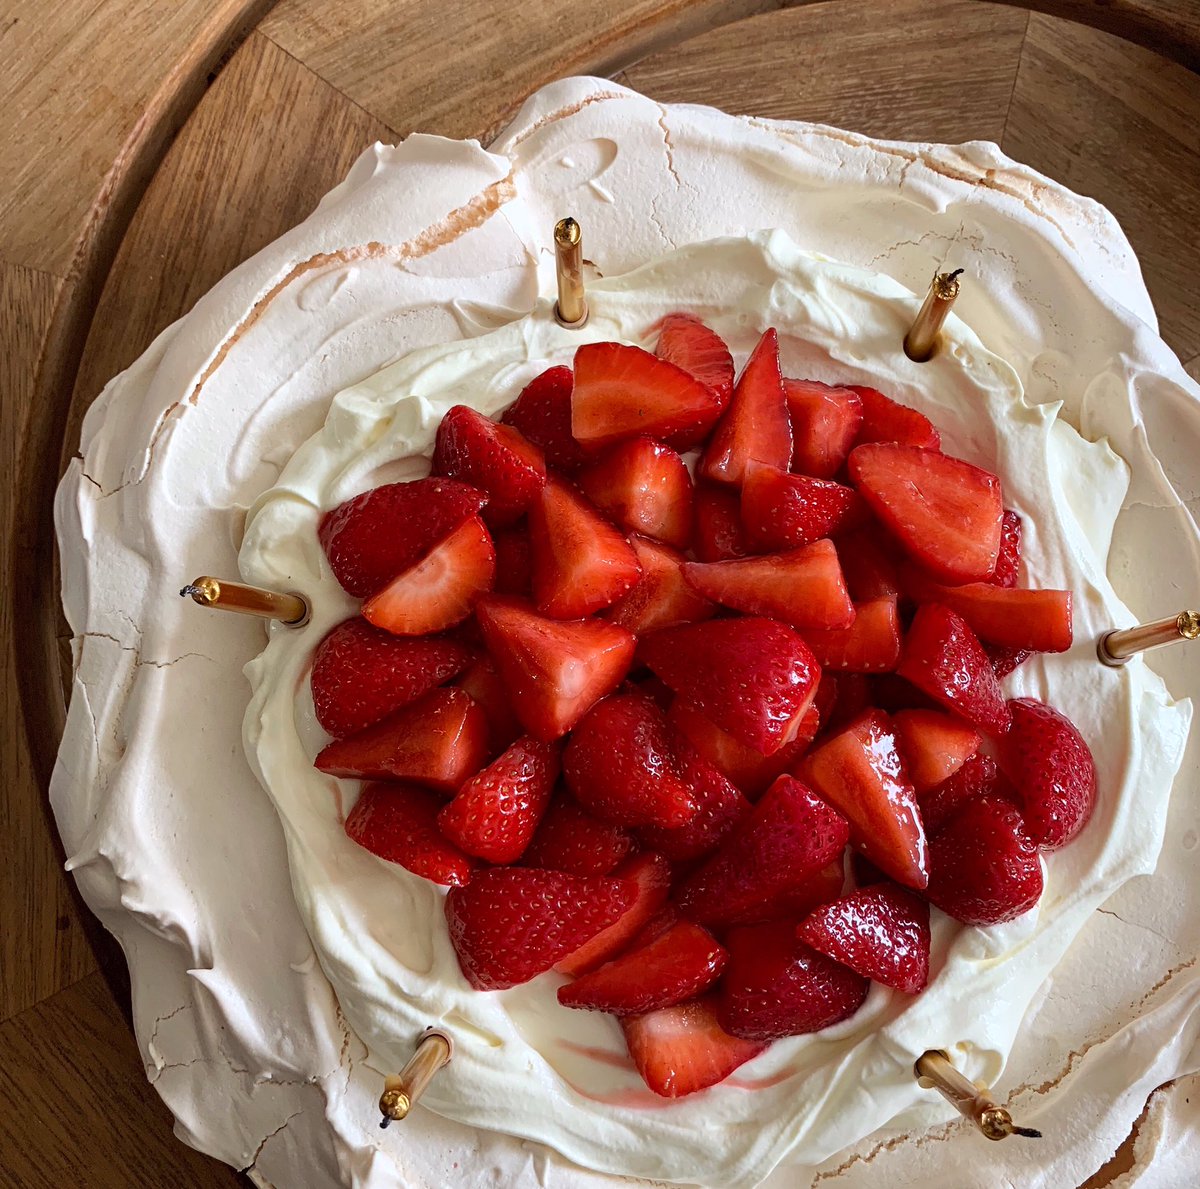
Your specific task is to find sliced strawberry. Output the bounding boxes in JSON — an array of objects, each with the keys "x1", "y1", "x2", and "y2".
[
  {"x1": 986, "y1": 644, "x2": 1031, "y2": 679},
  {"x1": 492, "y1": 527, "x2": 533, "y2": 597},
  {"x1": 433, "y1": 404, "x2": 547, "y2": 527},
  {"x1": 740, "y1": 463, "x2": 864, "y2": 552},
  {"x1": 606, "y1": 535, "x2": 716, "y2": 634},
  {"x1": 896, "y1": 604, "x2": 1012, "y2": 736},
  {"x1": 621, "y1": 997, "x2": 767, "y2": 1098},
  {"x1": 577, "y1": 437, "x2": 693, "y2": 549},
  {"x1": 501, "y1": 365, "x2": 589, "y2": 472},
  {"x1": 454, "y1": 654, "x2": 523, "y2": 755},
  {"x1": 784, "y1": 379, "x2": 863, "y2": 479},
  {"x1": 699, "y1": 328, "x2": 792, "y2": 486},
  {"x1": 521, "y1": 795, "x2": 634, "y2": 875},
  {"x1": 310, "y1": 618, "x2": 472, "y2": 739},
  {"x1": 803, "y1": 709, "x2": 927, "y2": 890},
  {"x1": 319, "y1": 477, "x2": 487, "y2": 598},
  {"x1": 564, "y1": 692, "x2": 698, "y2": 829},
  {"x1": 476, "y1": 596, "x2": 635, "y2": 740},
  {"x1": 572, "y1": 342, "x2": 722, "y2": 448},
  {"x1": 655, "y1": 312, "x2": 735, "y2": 447},
  {"x1": 991, "y1": 509, "x2": 1023, "y2": 587},
  {"x1": 798, "y1": 884, "x2": 930, "y2": 993},
  {"x1": 345, "y1": 783, "x2": 476, "y2": 886},
  {"x1": 892, "y1": 709, "x2": 982, "y2": 794},
  {"x1": 639, "y1": 618, "x2": 820, "y2": 755},
  {"x1": 677, "y1": 776, "x2": 850, "y2": 928},
  {"x1": 362, "y1": 514, "x2": 495, "y2": 636},
  {"x1": 683, "y1": 539, "x2": 854, "y2": 631},
  {"x1": 692, "y1": 483, "x2": 752, "y2": 562},
  {"x1": 834, "y1": 526, "x2": 904, "y2": 602},
  {"x1": 1000, "y1": 698, "x2": 1096, "y2": 849},
  {"x1": 717, "y1": 921, "x2": 869, "y2": 1040},
  {"x1": 528, "y1": 480, "x2": 642, "y2": 618},
  {"x1": 850, "y1": 385, "x2": 941, "y2": 450},
  {"x1": 918, "y1": 752, "x2": 1013, "y2": 836},
  {"x1": 801, "y1": 595, "x2": 901, "y2": 672},
  {"x1": 314, "y1": 688, "x2": 488, "y2": 792},
  {"x1": 445, "y1": 867, "x2": 635, "y2": 989},
  {"x1": 923, "y1": 793, "x2": 1043, "y2": 926},
  {"x1": 848, "y1": 443, "x2": 1002, "y2": 583},
  {"x1": 766, "y1": 860, "x2": 846, "y2": 922}
]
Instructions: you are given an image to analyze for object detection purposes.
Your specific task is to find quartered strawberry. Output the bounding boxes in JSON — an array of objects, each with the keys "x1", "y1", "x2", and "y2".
[
  {"x1": 621, "y1": 996, "x2": 767, "y2": 1098},
  {"x1": 848, "y1": 443, "x2": 1002, "y2": 583},
  {"x1": 918, "y1": 752, "x2": 1013, "y2": 836},
  {"x1": 923, "y1": 793, "x2": 1043, "y2": 926},
  {"x1": 784, "y1": 379, "x2": 863, "y2": 479},
  {"x1": 606, "y1": 534, "x2": 716, "y2": 634},
  {"x1": 834, "y1": 525, "x2": 904, "y2": 603},
  {"x1": 850, "y1": 385, "x2": 941, "y2": 450},
  {"x1": 683, "y1": 539, "x2": 855, "y2": 631},
  {"x1": 896, "y1": 604, "x2": 1012, "y2": 736},
  {"x1": 521, "y1": 795, "x2": 634, "y2": 875},
  {"x1": 501, "y1": 365, "x2": 590, "y2": 472},
  {"x1": 445, "y1": 867, "x2": 636, "y2": 989},
  {"x1": 311, "y1": 618, "x2": 473, "y2": 739},
  {"x1": 432, "y1": 404, "x2": 548, "y2": 527},
  {"x1": 676, "y1": 776, "x2": 850, "y2": 928},
  {"x1": 314, "y1": 688, "x2": 489, "y2": 792},
  {"x1": 692, "y1": 483, "x2": 752, "y2": 562},
  {"x1": 577, "y1": 437, "x2": 693, "y2": 549},
  {"x1": 655, "y1": 312, "x2": 735, "y2": 447},
  {"x1": 717, "y1": 921, "x2": 869, "y2": 1041},
  {"x1": 986, "y1": 644, "x2": 1031, "y2": 679},
  {"x1": 572, "y1": 342, "x2": 723, "y2": 448},
  {"x1": 1000, "y1": 698, "x2": 1097, "y2": 849},
  {"x1": 699, "y1": 328, "x2": 793, "y2": 486},
  {"x1": 892, "y1": 709, "x2": 981, "y2": 794},
  {"x1": 801, "y1": 595, "x2": 901, "y2": 672},
  {"x1": 564, "y1": 692, "x2": 698, "y2": 829},
  {"x1": 798, "y1": 884, "x2": 930, "y2": 993},
  {"x1": 476, "y1": 596, "x2": 635, "y2": 740},
  {"x1": 529, "y1": 480, "x2": 642, "y2": 618},
  {"x1": 318, "y1": 477, "x2": 487, "y2": 598},
  {"x1": 740, "y1": 462, "x2": 864, "y2": 552},
  {"x1": 991, "y1": 509, "x2": 1023, "y2": 587},
  {"x1": 803, "y1": 709, "x2": 928, "y2": 890},
  {"x1": 560, "y1": 920, "x2": 727, "y2": 1016},
  {"x1": 639, "y1": 618, "x2": 820, "y2": 755},
  {"x1": 454, "y1": 654, "x2": 523, "y2": 756},
  {"x1": 362, "y1": 514, "x2": 495, "y2": 635},
  {"x1": 437, "y1": 737, "x2": 560, "y2": 863},
  {"x1": 344, "y1": 782, "x2": 476, "y2": 887},
  {"x1": 491, "y1": 527, "x2": 533, "y2": 597}
]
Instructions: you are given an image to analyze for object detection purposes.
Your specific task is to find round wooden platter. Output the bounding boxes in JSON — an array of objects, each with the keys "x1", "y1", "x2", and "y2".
[{"x1": 4, "y1": 1, "x2": 1200, "y2": 1184}]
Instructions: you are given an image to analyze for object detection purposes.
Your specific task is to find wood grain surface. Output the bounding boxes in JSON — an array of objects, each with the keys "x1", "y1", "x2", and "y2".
[{"x1": 3, "y1": 0, "x2": 1199, "y2": 1184}]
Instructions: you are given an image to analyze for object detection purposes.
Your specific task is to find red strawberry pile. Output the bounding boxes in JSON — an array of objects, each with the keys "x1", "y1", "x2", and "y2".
[{"x1": 309, "y1": 312, "x2": 1097, "y2": 1099}]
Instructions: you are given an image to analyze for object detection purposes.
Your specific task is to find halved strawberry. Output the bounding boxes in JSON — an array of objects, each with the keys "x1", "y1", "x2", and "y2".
[
  {"x1": 577, "y1": 437, "x2": 693, "y2": 549},
  {"x1": 319, "y1": 477, "x2": 487, "y2": 598},
  {"x1": 345, "y1": 783, "x2": 476, "y2": 886},
  {"x1": 850, "y1": 385, "x2": 941, "y2": 449},
  {"x1": 892, "y1": 709, "x2": 982, "y2": 794},
  {"x1": 529, "y1": 480, "x2": 642, "y2": 618},
  {"x1": 445, "y1": 867, "x2": 636, "y2": 989},
  {"x1": 433, "y1": 404, "x2": 547, "y2": 527},
  {"x1": 918, "y1": 752, "x2": 1013, "y2": 836},
  {"x1": 314, "y1": 688, "x2": 488, "y2": 792},
  {"x1": 476, "y1": 596, "x2": 635, "y2": 740},
  {"x1": 655, "y1": 312, "x2": 735, "y2": 444},
  {"x1": 521, "y1": 795, "x2": 634, "y2": 875},
  {"x1": 692, "y1": 483, "x2": 752, "y2": 562},
  {"x1": 740, "y1": 462, "x2": 864, "y2": 552},
  {"x1": 803, "y1": 709, "x2": 928, "y2": 889},
  {"x1": 362, "y1": 514, "x2": 495, "y2": 635},
  {"x1": 784, "y1": 379, "x2": 863, "y2": 479},
  {"x1": 639, "y1": 618, "x2": 820, "y2": 755},
  {"x1": 848, "y1": 443, "x2": 1002, "y2": 583},
  {"x1": 501, "y1": 365, "x2": 589, "y2": 472},
  {"x1": 699, "y1": 328, "x2": 793, "y2": 486},
  {"x1": 311, "y1": 618, "x2": 473, "y2": 739},
  {"x1": 683, "y1": 539, "x2": 854, "y2": 631},
  {"x1": 572, "y1": 342, "x2": 722, "y2": 448},
  {"x1": 801, "y1": 595, "x2": 901, "y2": 672},
  {"x1": 834, "y1": 525, "x2": 904, "y2": 602},
  {"x1": 797, "y1": 884, "x2": 930, "y2": 993},
  {"x1": 991, "y1": 509, "x2": 1023, "y2": 587},
  {"x1": 491, "y1": 527, "x2": 533, "y2": 597},
  {"x1": 605, "y1": 534, "x2": 716, "y2": 634},
  {"x1": 454, "y1": 654, "x2": 523, "y2": 756}
]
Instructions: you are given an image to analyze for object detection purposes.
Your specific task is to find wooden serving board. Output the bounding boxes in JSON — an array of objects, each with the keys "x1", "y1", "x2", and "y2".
[{"x1": 3, "y1": 1, "x2": 1200, "y2": 1184}]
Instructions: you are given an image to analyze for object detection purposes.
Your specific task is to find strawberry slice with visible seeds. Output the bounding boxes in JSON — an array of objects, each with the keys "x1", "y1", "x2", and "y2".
[
  {"x1": 362, "y1": 514, "x2": 495, "y2": 636},
  {"x1": 314, "y1": 687, "x2": 489, "y2": 792},
  {"x1": 803, "y1": 709, "x2": 928, "y2": 889},
  {"x1": 848, "y1": 443, "x2": 1002, "y2": 583},
  {"x1": 784, "y1": 379, "x2": 863, "y2": 479},
  {"x1": 834, "y1": 526, "x2": 904, "y2": 602},
  {"x1": 692, "y1": 483, "x2": 752, "y2": 562},
  {"x1": 522, "y1": 795, "x2": 634, "y2": 875},
  {"x1": 798, "y1": 884, "x2": 931, "y2": 993},
  {"x1": 445, "y1": 867, "x2": 636, "y2": 989},
  {"x1": 801, "y1": 595, "x2": 901, "y2": 672},
  {"x1": 433, "y1": 405, "x2": 547, "y2": 527},
  {"x1": 699, "y1": 328, "x2": 793, "y2": 486},
  {"x1": 986, "y1": 644, "x2": 1031, "y2": 679},
  {"x1": 655, "y1": 312, "x2": 735, "y2": 434},
  {"x1": 740, "y1": 462, "x2": 865, "y2": 552},
  {"x1": 577, "y1": 437, "x2": 693, "y2": 549},
  {"x1": 501, "y1": 365, "x2": 590, "y2": 472},
  {"x1": 345, "y1": 782, "x2": 477, "y2": 886},
  {"x1": 606, "y1": 534, "x2": 716, "y2": 634},
  {"x1": 572, "y1": 342, "x2": 722, "y2": 448},
  {"x1": 311, "y1": 618, "x2": 473, "y2": 739},
  {"x1": 850, "y1": 385, "x2": 941, "y2": 449},
  {"x1": 492, "y1": 527, "x2": 533, "y2": 597},
  {"x1": 918, "y1": 752, "x2": 1014, "y2": 836},
  {"x1": 621, "y1": 996, "x2": 767, "y2": 1098},
  {"x1": 897, "y1": 604, "x2": 1012, "y2": 736},
  {"x1": 476, "y1": 596, "x2": 635, "y2": 740},
  {"x1": 892, "y1": 708, "x2": 982, "y2": 794},
  {"x1": 455, "y1": 654, "x2": 523, "y2": 756},
  {"x1": 991, "y1": 509, "x2": 1023, "y2": 587},
  {"x1": 319, "y1": 477, "x2": 488, "y2": 598}
]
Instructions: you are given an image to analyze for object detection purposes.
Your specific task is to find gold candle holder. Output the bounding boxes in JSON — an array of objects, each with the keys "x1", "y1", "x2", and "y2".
[
  {"x1": 553, "y1": 216, "x2": 588, "y2": 328},
  {"x1": 903, "y1": 269, "x2": 963, "y2": 362},
  {"x1": 1098, "y1": 609, "x2": 1200, "y2": 667},
  {"x1": 379, "y1": 1029, "x2": 453, "y2": 1128},
  {"x1": 180, "y1": 576, "x2": 310, "y2": 626},
  {"x1": 914, "y1": 1050, "x2": 1041, "y2": 1140}
]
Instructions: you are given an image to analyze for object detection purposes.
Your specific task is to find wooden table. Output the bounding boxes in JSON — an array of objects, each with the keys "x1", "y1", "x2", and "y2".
[{"x1": 2, "y1": 1, "x2": 1198, "y2": 1184}]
